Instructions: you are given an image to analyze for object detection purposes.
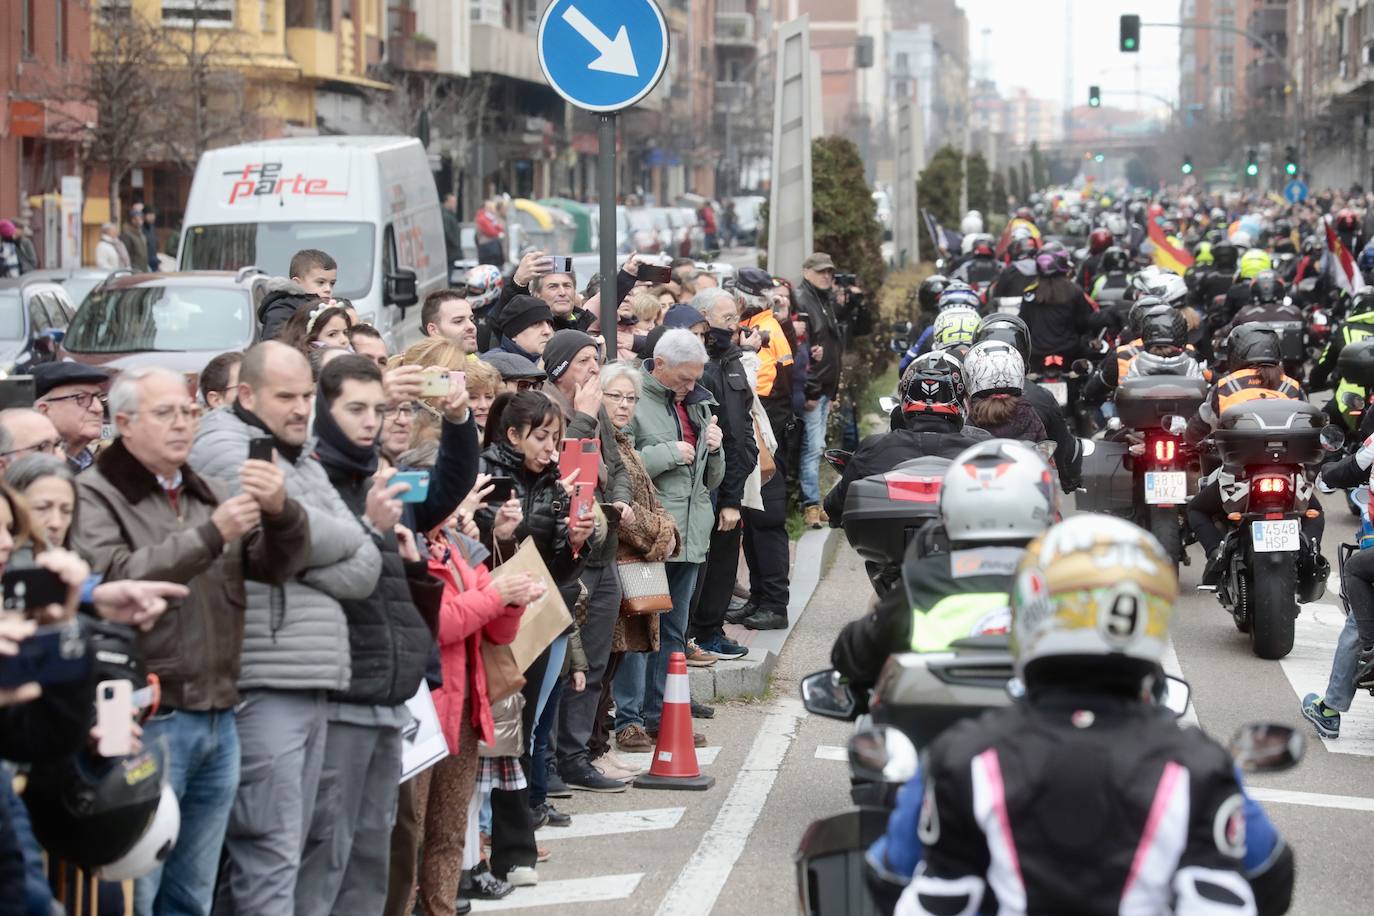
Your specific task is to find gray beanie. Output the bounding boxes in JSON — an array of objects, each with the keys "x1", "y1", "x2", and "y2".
[{"x1": 542, "y1": 329, "x2": 600, "y2": 381}]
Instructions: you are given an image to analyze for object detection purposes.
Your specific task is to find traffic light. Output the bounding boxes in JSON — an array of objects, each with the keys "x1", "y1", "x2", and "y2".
[
  {"x1": 1120, "y1": 14, "x2": 1141, "y2": 52},
  {"x1": 1094, "y1": 153, "x2": 1105, "y2": 163},
  {"x1": 1245, "y1": 149, "x2": 1259, "y2": 177},
  {"x1": 1284, "y1": 145, "x2": 1298, "y2": 177},
  {"x1": 1089, "y1": 85, "x2": 1101, "y2": 108},
  {"x1": 1182, "y1": 155, "x2": 1194, "y2": 175},
  {"x1": 855, "y1": 36, "x2": 875, "y2": 69}
]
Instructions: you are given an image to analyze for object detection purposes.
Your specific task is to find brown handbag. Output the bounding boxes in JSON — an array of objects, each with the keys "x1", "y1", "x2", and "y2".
[
  {"x1": 447, "y1": 537, "x2": 526, "y2": 702},
  {"x1": 755, "y1": 418, "x2": 776, "y2": 485},
  {"x1": 617, "y1": 558, "x2": 674, "y2": 616}
]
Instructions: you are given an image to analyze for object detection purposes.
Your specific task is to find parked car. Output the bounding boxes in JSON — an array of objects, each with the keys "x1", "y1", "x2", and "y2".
[
  {"x1": 20, "y1": 267, "x2": 114, "y2": 311},
  {"x1": 731, "y1": 195, "x2": 766, "y2": 246},
  {"x1": 0, "y1": 279, "x2": 79, "y2": 376},
  {"x1": 61, "y1": 270, "x2": 268, "y2": 384}
]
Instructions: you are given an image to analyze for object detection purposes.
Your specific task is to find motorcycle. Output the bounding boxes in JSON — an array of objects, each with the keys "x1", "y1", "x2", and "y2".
[{"x1": 1199, "y1": 399, "x2": 1340, "y2": 659}]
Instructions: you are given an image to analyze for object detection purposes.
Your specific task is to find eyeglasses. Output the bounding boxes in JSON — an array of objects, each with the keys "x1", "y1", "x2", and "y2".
[
  {"x1": 602, "y1": 392, "x2": 640, "y2": 405},
  {"x1": 515, "y1": 379, "x2": 541, "y2": 391},
  {"x1": 133, "y1": 404, "x2": 203, "y2": 424},
  {"x1": 44, "y1": 391, "x2": 107, "y2": 410},
  {"x1": 0, "y1": 438, "x2": 62, "y2": 460}
]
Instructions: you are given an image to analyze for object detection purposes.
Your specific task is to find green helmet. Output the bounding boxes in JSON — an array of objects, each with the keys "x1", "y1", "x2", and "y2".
[{"x1": 1238, "y1": 248, "x2": 1272, "y2": 280}]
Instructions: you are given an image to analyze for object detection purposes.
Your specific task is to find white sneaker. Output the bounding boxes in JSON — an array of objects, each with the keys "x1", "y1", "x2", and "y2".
[
  {"x1": 591, "y1": 755, "x2": 636, "y2": 780},
  {"x1": 505, "y1": 865, "x2": 538, "y2": 887},
  {"x1": 604, "y1": 751, "x2": 643, "y2": 775}
]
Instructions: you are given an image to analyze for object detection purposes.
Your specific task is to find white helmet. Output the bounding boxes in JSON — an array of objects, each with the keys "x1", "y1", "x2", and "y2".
[
  {"x1": 963, "y1": 340, "x2": 1025, "y2": 398},
  {"x1": 1231, "y1": 230, "x2": 1253, "y2": 249},
  {"x1": 1104, "y1": 213, "x2": 1128, "y2": 237},
  {"x1": 940, "y1": 439, "x2": 1057, "y2": 544},
  {"x1": 1145, "y1": 270, "x2": 1188, "y2": 307},
  {"x1": 99, "y1": 782, "x2": 180, "y2": 881},
  {"x1": 960, "y1": 211, "x2": 985, "y2": 235}
]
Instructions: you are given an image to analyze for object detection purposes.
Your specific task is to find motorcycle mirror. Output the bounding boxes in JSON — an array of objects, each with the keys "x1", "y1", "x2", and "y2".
[
  {"x1": 1161, "y1": 414, "x2": 1188, "y2": 436},
  {"x1": 800, "y1": 669, "x2": 857, "y2": 721},
  {"x1": 1106, "y1": 416, "x2": 1124, "y2": 432},
  {"x1": 1228, "y1": 723, "x2": 1305, "y2": 773},
  {"x1": 1070, "y1": 358, "x2": 1094, "y2": 376},
  {"x1": 1160, "y1": 675, "x2": 1192, "y2": 717},
  {"x1": 934, "y1": 258, "x2": 947, "y2": 272},
  {"x1": 847, "y1": 726, "x2": 918, "y2": 785},
  {"x1": 891, "y1": 320, "x2": 912, "y2": 335},
  {"x1": 823, "y1": 448, "x2": 852, "y2": 473},
  {"x1": 1005, "y1": 677, "x2": 1026, "y2": 701},
  {"x1": 1342, "y1": 391, "x2": 1367, "y2": 412},
  {"x1": 878, "y1": 396, "x2": 899, "y2": 414},
  {"x1": 1320, "y1": 425, "x2": 1347, "y2": 453}
]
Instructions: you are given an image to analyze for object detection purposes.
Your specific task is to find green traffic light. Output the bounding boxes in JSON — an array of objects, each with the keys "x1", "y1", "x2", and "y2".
[
  {"x1": 1182, "y1": 163, "x2": 1193, "y2": 174},
  {"x1": 1094, "y1": 153, "x2": 1105, "y2": 163},
  {"x1": 1124, "y1": 38, "x2": 1136, "y2": 49},
  {"x1": 1285, "y1": 163, "x2": 1298, "y2": 176},
  {"x1": 1246, "y1": 164, "x2": 1259, "y2": 176}
]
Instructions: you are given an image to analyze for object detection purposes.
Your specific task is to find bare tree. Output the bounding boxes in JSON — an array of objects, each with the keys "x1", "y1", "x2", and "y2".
[{"x1": 364, "y1": 68, "x2": 492, "y2": 198}]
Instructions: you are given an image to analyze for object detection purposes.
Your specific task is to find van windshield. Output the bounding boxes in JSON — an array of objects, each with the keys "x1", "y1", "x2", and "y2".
[{"x1": 180, "y1": 222, "x2": 376, "y2": 298}]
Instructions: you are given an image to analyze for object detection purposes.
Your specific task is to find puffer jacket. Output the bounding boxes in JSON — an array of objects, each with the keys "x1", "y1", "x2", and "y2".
[
  {"x1": 628, "y1": 362, "x2": 725, "y2": 564},
  {"x1": 257, "y1": 277, "x2": 318, "y2": 341},
  {"x1": 320, "y1": 461, "x2": 438, "y2": 707},
  {"x1": 474, "y1": 442, "x2": 586, "y2": 588},
  {"x1": 701, "y1": 340, "x2": 759, "y2": 510},
  {"x1": 189, "y1": 408, "x2": 381, "y2": 693}
]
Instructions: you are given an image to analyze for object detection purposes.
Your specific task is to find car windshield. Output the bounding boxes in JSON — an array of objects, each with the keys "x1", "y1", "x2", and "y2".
[
  {"x1": 180, "y1": 222, "x2": 376, "y2": 298},
  {"x1": 64, "y1": 285, "x2": 252, "y2": 353},
  {"x1": 0, "y1": 291, "x2": 24, "y2": 339}
]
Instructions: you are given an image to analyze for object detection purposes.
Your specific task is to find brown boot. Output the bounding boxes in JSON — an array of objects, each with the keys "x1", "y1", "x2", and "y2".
[{"x1": 804, "y1": 505, "x2": 822, "y2": 529}]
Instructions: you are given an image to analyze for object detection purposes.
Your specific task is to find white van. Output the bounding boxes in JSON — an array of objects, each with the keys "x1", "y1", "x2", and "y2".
[{"x1": 178, "y1": 136, "x2": 446, "y2": 347}]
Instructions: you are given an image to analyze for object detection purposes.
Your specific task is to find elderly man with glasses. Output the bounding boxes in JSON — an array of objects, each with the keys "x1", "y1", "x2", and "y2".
[
  {"x1": 33, "y1": 362, "x2": 110, "y2": 473},
  {"x1": 0, "y1": 407, "x2": 65, "y2": 469}
]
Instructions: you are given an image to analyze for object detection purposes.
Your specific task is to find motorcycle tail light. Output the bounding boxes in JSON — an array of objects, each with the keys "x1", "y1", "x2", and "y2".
[
  {"x1": 1153, "y1": 439, "x2": 1176, "y2": 462},
  {"x1": 885, "y1": 474, "x2": 942, "y2": 503},
  {"x1": 1251, "y1": 474, "x2": 1293, "y2": 511}
]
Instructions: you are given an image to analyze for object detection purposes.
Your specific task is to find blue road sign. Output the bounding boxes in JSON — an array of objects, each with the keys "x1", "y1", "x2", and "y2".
[
  {"x1": 1284, "y1": 179, "x2": 1309, "y2": 203},
  {"x1": 537, "y1": 0, "x2": 669, "y2": 113}
]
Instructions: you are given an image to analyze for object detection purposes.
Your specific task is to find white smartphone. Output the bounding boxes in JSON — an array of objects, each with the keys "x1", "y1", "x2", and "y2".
[{"x1": 96, "y1": 679, "x2": 134, "y2": 757}]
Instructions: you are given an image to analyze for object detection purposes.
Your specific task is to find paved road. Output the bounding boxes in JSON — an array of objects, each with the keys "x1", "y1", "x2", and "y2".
[{"x1": 476, "y1": 489, "x2": 1369, "y2": 915}]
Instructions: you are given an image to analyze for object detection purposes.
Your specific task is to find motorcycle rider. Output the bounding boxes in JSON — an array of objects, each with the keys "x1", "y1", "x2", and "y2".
[
  {"x1": 950, "y1": 235, "x2": 999, "y2": 293},
  {"x1": 1123, "y1": 308, "x2": 1207, "y2": 381},
  {"x1": 822, "y1": 357, "x2": 990, "y2": 524},
  {"x1": 830, "y1": 439, "x2": 1055, "y2": 691},
  {"x1": 1194, "y1": 238, "x2": 1240, "y2": 312},
  {"x1": 866, "y1": 514, "x2": 1294, "y2": 916},
  {"x1": 1082, "y1": 298, "x2": 1174, "y2": 407},
  {"x1": 1089, "y1": 246, "x2": 1134, "y2": 301},
  {"x1": 963, "y1": 340, "x2": 1047, "y2": 443},
  {"x1": 1020, "y1": 250, "x2": 1104, "y2": 368},
  {"x1": 1077, "y1": 227, "x2": 1115, "y2": 293},
  {"x1": 1215, "y1": 270, "x2": 1305, "y2": 378},
  {"x1": 1311, "y1": 288, "x2": 1374, "y2": 432},
  {"x1": 1217, "y1": 248, "x2": 1275, "y2": 327},
  {"x1": 990, "y1": 234, "x2": 1041, "y2": 302},
  {"x1": 898, "y1": 295, "x2": 981, "y2": 374}
]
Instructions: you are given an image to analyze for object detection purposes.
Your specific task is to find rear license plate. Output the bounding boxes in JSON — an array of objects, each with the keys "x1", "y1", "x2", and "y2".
[
  {"x1": 1252, "y1": 518, "x2": 1300, "y2": 553},
  {"x1": 1042, "y1": 381, "x2": 1068, "y2": 406},
  {"x1": 1144, "y1": 471, "x2": 1187, "y2": 505}
]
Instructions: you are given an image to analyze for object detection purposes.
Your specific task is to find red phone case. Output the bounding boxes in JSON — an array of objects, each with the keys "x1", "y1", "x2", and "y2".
[{"x1": 559, "y1": 439, "x2": 600, "y2": 520}]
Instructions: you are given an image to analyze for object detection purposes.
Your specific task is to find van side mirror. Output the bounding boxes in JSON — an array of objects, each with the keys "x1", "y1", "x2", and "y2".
[{"x1": 386, "y1": 268, "x2": 419, "y2": 309}]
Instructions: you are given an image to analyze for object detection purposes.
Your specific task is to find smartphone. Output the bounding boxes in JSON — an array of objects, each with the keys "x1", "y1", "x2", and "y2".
[
  {"x1": 2, "y1": 568, "x2": 67, "y2": 613},
  {"x1": 548, "y1": 256, "x2": 574, "y2": 274},
  {"x1": 637, "y1": 264, "x2": 673, "y2": 283},
  {"x1": 571, "y1": 482, "x2": 595, "y2": 522},
  {"x1": 420, "y1": 368, "x2": 451, "y2": 397},
  {"x1": 96, "y1": 679, "x2": 134, "y2": 757},
  {"x1": 0, "y1": 376, "x2": 36, "y2": 410},
  {"x1": 485, "y1": 476, "x2": 515, "y2": 504},
  {"x1": 0, "y1": 622, "x2": 89, "y2": 689},
  {"x1": 247, "y1": 437, "x2": 275, "y2": 463},
  {"x1": 558, "y1": 438, "x2": 600, "y2": 493},
  {"x1": 392, "y1": 470, "x2": 431, "y2": 503}
]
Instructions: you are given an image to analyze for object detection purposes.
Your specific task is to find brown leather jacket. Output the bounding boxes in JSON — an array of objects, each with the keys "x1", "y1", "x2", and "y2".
[{"x1": 73, "y1": 438, "x2": 311, "y2": 711}]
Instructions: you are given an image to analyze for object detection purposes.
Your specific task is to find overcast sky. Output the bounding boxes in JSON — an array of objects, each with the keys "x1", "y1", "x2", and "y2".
[{"x1": 956, "y1": 0, "x2": 1181, "y2": 116}]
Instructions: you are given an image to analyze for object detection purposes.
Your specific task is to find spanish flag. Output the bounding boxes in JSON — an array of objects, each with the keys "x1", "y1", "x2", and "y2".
[
  {"x1": 1147, "y1": 219, "x2": 1194, "y2": 274},
  {"x1": 994, "y1": 218, "x2": 1041, "y2": 259}
]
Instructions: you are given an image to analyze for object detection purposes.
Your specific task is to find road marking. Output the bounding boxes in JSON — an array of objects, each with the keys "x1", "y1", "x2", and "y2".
[
  {"x1": 469, "y1": 873, "x2": 643, "y2": 910},
  {"x1": 815, "y1": 744, "x2": 847, "y2": 761},
  {"x1": 537, "y1": 807, "x2": 684, "y2": 841},
  {"x1": 1247, "y1": 787, "x2": 1374, "y2": 813},
  {"x1": 1277, "y1": 603, "x2": 1374, "y2": 757},
  {"x1": 654, "y1": 698, "x2": 807, "y2": 916},
  {"x1": 1161, "y1": 640, "x2": 1201, "y2": 729},
  {"x1": 618, "y1": 745, "x2": 721, "y2": 771}
]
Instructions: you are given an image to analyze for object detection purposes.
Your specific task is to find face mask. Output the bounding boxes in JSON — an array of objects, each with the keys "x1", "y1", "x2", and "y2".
[{"x1": 705, "y1": 327, "x2": 734, "y2": 355}]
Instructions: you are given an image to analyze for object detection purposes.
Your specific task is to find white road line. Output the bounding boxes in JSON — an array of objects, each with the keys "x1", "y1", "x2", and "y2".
[
  {"x1": 537, "y1": 807, "x2": 684, "y2": 841},
  {"x1": 654, "y1": 698, "x2": 808, "y2": 916},
  {"x1": 815, "y1": 744, "x2": 847, "y2": 761},
  {"x1": 469, "y1": 873, "x2": 643, "y2": 911},
  {"x1": 1161, "y1": 640, "x2": 1201, "y2": 729},
  {"x1": 1277, "y1": 603, "x2": 1374, "y2": 757},
  {"x1": 1246, "y1": 787, "x2": 1374, "y2": 813},
  {"x1": 618, "y1": 745, "x2": 721, "y2": 771}
]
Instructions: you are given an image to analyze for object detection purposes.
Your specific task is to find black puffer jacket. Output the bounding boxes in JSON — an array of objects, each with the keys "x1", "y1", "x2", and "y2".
[
  {"x1": 701, "y1": 339, "x2": 759, "y2": 509},
  {"x1": 476, "y1": 442, "x2": 586, "y2": 588},
  {"x1": 257, "y1": 278, "x2": 319, "y2": 341}
]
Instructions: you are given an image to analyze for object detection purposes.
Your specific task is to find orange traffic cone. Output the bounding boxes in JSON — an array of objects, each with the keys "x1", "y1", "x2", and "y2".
[{"x1": 635, "y1": 651, "x2": 715, "y2": 791}]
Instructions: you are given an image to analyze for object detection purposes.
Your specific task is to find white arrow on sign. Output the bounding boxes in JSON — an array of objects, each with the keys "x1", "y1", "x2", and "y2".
[{"x1": 561, "y1": 6, "x2": 639, "y2": 78}]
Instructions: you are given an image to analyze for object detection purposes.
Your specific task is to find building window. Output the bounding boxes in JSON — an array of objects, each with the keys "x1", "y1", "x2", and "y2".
[
  {"x1": 56, "y1": 0, "x2": 66, "y2": 62},
  {"x1": 162, "y1": 0, "x2": 235, "y2": 28},
  {"x1": 21, "y1": 0, "x2": 34, "y2": 59},
  {"x1": 99, "y1": 0, "x2": 132, "y2": 23}
]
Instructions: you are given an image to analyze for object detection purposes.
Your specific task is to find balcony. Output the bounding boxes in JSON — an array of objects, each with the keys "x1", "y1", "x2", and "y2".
[
  {"x1": 715, "y1": 11, "x2": 755, "y2": 48},
  {"x1": 1247, "y1": 58, "x2": 1289, "y2": 96},
  {"x1": 1248, "y1": 6, "x2": 1287, "y2": 45},
  {"x1": 470, "y1": 21, "x2": 542, "y2": 84},
  {"x1": 389, "y1": 34, "x2": 437, "y2": 72},
  {"x1": 715, "y1": 80, "x2": 750, "y2": 110},
  {"x1": 286, "y1": 27, "x2": 338, "y2": 78}
]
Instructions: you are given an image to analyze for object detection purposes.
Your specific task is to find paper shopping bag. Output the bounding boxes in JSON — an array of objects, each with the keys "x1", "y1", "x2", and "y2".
[{"x1": 491, "y1": 537, "x2": 573, "y2": 672}]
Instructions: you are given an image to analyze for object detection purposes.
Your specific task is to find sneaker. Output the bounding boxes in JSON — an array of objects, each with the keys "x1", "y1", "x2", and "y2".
[
  {"x1": 685, "y1": 639, "x2": 720, "y2": 666},
  {"x1": 562, "y1": 761, "x2": 630, "y2": 793},
  {"x1": 1301, "y1": 693, "x2": 1341, "y2": 739},
  {"x1": 602, "y1": 751, "x2": 644, "y2": 775},
  {"x1": 545, "y1": 769, "x2": 572, "y2": 799},
  {"x1": 647, "y1": 726, "x2": 707, "y2": 748},
  {"x1": 591, "y1": 755, "x2": 637, "y2": 780},
  {"x1": 804, "y1": 505, "x2": 823, "y2": 529},
  {"x1": 697, "y1": 634, "x2": 748, "y2": 658},
  {"x1": 741, "y1": 607, "x2": 788, "y2": 630},
  {"x1": 457, "y1": 899, "x2": 472, "y2": 916},
  {"x1": 725, "y1": 600, "x2": 758, "y2": 625},
  {"x1": 531, "y1": 801, "x2": 571, "y2": 828},
  {"x1": 691, "y1": 700, "x2": 716, "y2": 719},
  {"x1": 462, "y1": 862, "x2": 514, "y2": 900},
  {"x1": 616, "y1": 724, "x2": 654, "y2": 751},
  {"x1": 504, "y1": 866, "x2": 538, "y2": 888}
]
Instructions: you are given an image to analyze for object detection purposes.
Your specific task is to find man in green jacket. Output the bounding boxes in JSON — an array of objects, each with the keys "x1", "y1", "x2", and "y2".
[{"x1": 617, "y1": 329, "x2": 724, "y2": 744}]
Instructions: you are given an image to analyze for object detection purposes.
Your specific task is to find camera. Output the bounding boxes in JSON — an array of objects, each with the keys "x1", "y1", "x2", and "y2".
[
  {"x1": 757, "y1": 329, "x2": 771, "y2": 347},
  {"x1": 835, "y1": 272, "x2": 857, "y2": 287}
]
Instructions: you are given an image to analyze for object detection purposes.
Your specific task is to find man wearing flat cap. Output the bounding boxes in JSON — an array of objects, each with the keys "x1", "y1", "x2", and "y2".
[
  {"x1": 794, "y1": 252, "x2": 843, "y2": 529},
  {"x1": 34, "y1": 362, "x2": 110, "y2": 472}
]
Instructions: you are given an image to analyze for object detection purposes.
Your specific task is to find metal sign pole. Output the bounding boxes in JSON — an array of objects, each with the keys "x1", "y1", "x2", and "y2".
[{"x1": 599, "y1": 114, "x2": 618, "y2": 361}]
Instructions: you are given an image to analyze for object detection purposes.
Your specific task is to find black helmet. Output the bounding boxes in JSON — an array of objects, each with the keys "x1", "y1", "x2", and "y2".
[
  {"x1": 1010, "y1": 235, "x2": 1040, "y2": 260},
  {"x1": 1100, "y1": 246, "x2": 1130, "y2": 273},
  {"x1": 1348, "y1": 288, "x2": 1374, "y2": 317},
  {"x1": 1127, "y1": 296, "x2": 1169, "y2": 340},
  {"x1": 1249, "y1": 271, "x2": 1285, "y2": 305},
  {"x1": 1339, "y1": 338, "x2": 1374, "y2": 389},
  {"x1": 1211, "y1": 239, "x2": 1239, "y2": 270},
  {"x1": 1140, "y1": 308, "x2": 1188, "y2": 351},
  {"x1": 1227, "y1": 323, "x2": 1283, "y2": 368},
  {"x1": 917, "y1": 275, "x2": 950, "y2": 313},
  {"x1": 897, "y1": 358, "x2": 965, "y2": 420},
  {"x1": 973, "y1": 313, "x2": 1031, "y2": 363}
]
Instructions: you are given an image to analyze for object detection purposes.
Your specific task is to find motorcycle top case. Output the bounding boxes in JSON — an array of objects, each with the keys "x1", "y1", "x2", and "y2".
[
  {"x1": 842, "y1": 456, "x2": 950, "y2": 567},
  {"x1": 1214, "y1": 399, "x2": 1325, "y2": 466},
  {"x1": 1115, "y1": 376, "x2": 1209, "y2": 431},
  {"x1": 1076, "y1": 438, "x2": 1135, "y2": 515},
  {"x1": 1338, "y1": 338, "x2": 1374, "y2": 389}
]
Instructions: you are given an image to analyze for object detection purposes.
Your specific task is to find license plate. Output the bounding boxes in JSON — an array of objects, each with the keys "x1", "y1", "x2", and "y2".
[
  {"x1": 1144, "y1": 471, "x2": 1187, "y2": 505},
  {"x1": 1042, "y1": 381, "x2": 1068, "y2": 406},
  {"x1": 1252, "y1": 518, "x2": 1300, "y2": 553}
]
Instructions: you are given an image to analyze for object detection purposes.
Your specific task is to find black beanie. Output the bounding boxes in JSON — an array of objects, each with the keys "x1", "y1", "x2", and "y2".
[
  {"x1": 543, "y1": 329, "x2": 599, "y2": 380},
  {"x1": 501, "y1": 295, "x2": 555, "y2": 340}
]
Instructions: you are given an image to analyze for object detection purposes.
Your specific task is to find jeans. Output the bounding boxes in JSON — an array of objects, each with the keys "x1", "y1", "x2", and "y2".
[
  {"x1": 613, "y1": 651, "x2": 647, "y2": 732},
  {"x1": 526, "y1": 635, "x2": 566, "y2": 808},
  {"x1": 1325, "y1": 612, "x2": 1363, "y2": 712},
  {"x1": 557, "y1": 565, "x2": 622, "y2": 771},
  {"x1": 136, "y1": 709, "x2": 240, "y2": 916},
  {"x1": 1343, "y1": 546, "x2": 1374, "y2": 647},
  {"x1": 800, "y1": 394, "x2": 831, "y2": 506},
  {"x1": 530, "y1": 676, "x2": 563, "y2": 808},
  {"x1": 643, "y1": 560, "x2": 701, "y2": 733}
]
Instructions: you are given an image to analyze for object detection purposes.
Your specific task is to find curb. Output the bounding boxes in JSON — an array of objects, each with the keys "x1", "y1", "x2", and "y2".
[{"x1": 689, "y1": 526, "x2": 840, "y2": 702}]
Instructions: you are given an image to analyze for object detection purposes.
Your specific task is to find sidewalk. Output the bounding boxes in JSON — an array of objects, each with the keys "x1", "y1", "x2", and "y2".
[{"x1": 688, "y1": 526, "x2": 841, "y2": 702}]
